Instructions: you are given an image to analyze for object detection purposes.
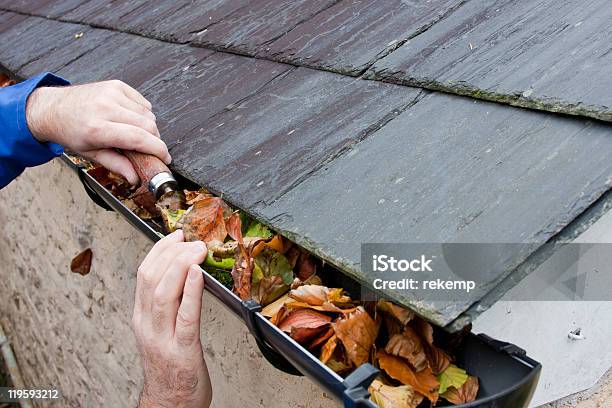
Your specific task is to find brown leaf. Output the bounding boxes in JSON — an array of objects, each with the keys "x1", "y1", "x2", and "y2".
[
  {"x1": 290, "y1": 285, "x2": 328, "y2": 305},
  {"x1": 290, "y1": 325, "x2": 330, "y2": 345},
  {"x1": 262, "y1": 294, "x2": 291, "y2": 318},
  {"x1": 156, "y1": 190, "x2": 186, "y2": 211},
  {"x1": 333, "y1": 306, "x2": 379, "y2": 367},
  {"x1": 296, "y1": 252, "x2": 317, "y2": 281},
  {"x1": 0, "y1": 73, "x2": 15, "y2": 87},
  {"x1": 183, "y1": 197, "x2": 228, "y2": 243},
  {"x1": 278, "y1": 309, "x2": 332, "y2": 333},
  {"x1": 225, "y1": 212, "x2": 243, "y2": 244},
  {"x1": 368, "y1": 379, "x2": 424, "y2": 408},
  {"x1": 71, "y1": 248, "x2": 92, "y2": 276},
  {"x1": 377, "y1": 300, "x2": 414, "y2": 326},
  {"x1": 384, "y1": 328, "x2": 428, "y2": 372},
  {"x1": 441, "y1": 375, "x2": 479, "y2": 404},
  {"x1": 377, "y1": 350, "x2": 440, "y2": 403},
  {"x1": 427, "y1": 346, "x2": 451, "y2": 376},
  {"x1": 285, "y1": 300, "x2": 356, "y2": 315},
  {"x1": 309, "y1": 326, "x2": 335, "y2": 349},
  {"x1": 231, "y1": 255, "x2": 253, "y2": 300},
  {"x1": 320, "y1": 334, "x2": 338, "y2": 364},
  {"x1": 270, "y1": 305, "x2": 289, "y2": 326},
  {"x1": 184, "y1": 188, "x2": 212, "y2": 205},
  {"x1": 412, "y1": 317, "x2": 434, "y2": 345},
  {"x1": 130, "y1": 185, "x2": 159, "y2": 217}
]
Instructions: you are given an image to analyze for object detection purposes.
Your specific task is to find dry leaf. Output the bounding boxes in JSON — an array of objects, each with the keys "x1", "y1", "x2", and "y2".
[
  {"x1": 377, "y1": 350, "x2": 440, "y2": 403},
  {"x1": 290, "y1": 325, "x2": 330, "y2": 344},
  {"x1": 262, "y1": 294, "x2": 291, "y2": 318},
  {"x1": 290, "y1": 285, "x2": 328, "y2": 305},
  {"x1": 183, "y1": 197, "x2": 228, "y2": 242},
  {"x1": 278, "y1": 309, "x2": 332, "y2": 333},
  {"x1": 377, "y1": 300, "x2": 414, "y2": 326},
  {"x1": 0, "y1": 73, "x2": 15, "y2": 87},
  {"x1": 333, "y1": 307, "x2": 379, "y2": 367},
  {"x1": 71, "y1": 248, "x2": 92, "y2": 276},
  {"x1": 159, "y1": 208, "x2": 186, "y2": 233},
  {"x1": 368, "y1": 379, "x2": 424, "y2": 408},
  {"x1": 412, "y1": 317, "x2": 434, "y2": 345},
  {"x1": 309, "y1": 326, "x2": 335, "y2": 349},
  {"x1": 320, "y1": 334, "x2": 338, "y2": 364},
  {"x1": 427, "y1": 345, "x2": 451, "y2": 375},
  {"x1": 184, "y1": 188, "x2": 212, "y2": 205},
  {"x1": 231, "y1": 255, "x2": 253, "y2": 300},
  {"x1": 441, "y1": 375, "x2": 479, "y2": 404},
  {"x1": 384, "y1": 327, "x2": 428, "y2": 372}
]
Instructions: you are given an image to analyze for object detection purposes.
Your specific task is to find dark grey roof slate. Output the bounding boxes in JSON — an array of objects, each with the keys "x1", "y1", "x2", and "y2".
[
  {"x1": 260, "y1": 0, "x2": 464, "y2": 75},
  {"x1": 253, "y1": 92, "x2": 612, "y2": 325},
  {"x1": 368, "y1": 0, "x2": 612, "y2": 121},
  {"x1": 1, "y1": 5, "x2": 611, "y2": 327}
]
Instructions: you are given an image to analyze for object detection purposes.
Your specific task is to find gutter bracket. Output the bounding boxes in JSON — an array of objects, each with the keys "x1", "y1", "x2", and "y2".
[
  {"x1": 342, "y1": 363, "x2": 379, "y2": 408},
  {"x1": 240, "y1": 299, "x2": 302, "y2": 376}
]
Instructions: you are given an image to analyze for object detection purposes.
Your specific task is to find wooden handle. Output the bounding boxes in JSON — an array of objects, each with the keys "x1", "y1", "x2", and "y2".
[{"x1": 122, "y1": 151, "x2": 170, "y2": 186}]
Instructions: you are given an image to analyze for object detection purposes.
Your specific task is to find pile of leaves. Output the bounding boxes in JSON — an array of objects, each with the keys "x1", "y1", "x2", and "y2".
[
  {"x1": 84, "y1": 162, "x2": 479, "y2": 407},
  {"x1": 262, "y1": 288, "x2": 478, "y2": 407}
]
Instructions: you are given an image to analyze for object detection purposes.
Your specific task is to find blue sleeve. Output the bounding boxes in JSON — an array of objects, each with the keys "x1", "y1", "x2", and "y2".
[{"x1": 0, "y1": 72, "x2": 70, "y2": 189}]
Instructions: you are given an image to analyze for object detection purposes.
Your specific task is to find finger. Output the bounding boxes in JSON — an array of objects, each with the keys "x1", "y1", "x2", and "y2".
[
  {"x1": 87, "y1": 148, "x2": 139, "y2": 185},
  {"x1": 110, "y1": 106, "x2": 160, "y2": 139},
  {"x1": 139, "y1": 229, "x2": 184, "y2": 274},
  {"x1": 150, "y1": 242, "x2": 207, "y2": 335},
  {"x1": 116, "y1": 96, "x2": 157, "y2": 126},
  {"x1": 101, "y1": 121, "x2": 171, "y2": 164},
  {"x1": 135, "y1": 230, "x2": 184, "y2": 313},
  {"x1": 175, "y1": 264, "x2": 205, "y2": 347},
  {"x1": 118, "y1": 81, "x2": 153, "y2": 111}
]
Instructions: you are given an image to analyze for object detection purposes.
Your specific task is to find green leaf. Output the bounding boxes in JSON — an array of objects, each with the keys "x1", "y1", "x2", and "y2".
[
  {"x1": 245, "y1": 221, "x2": 273, "y2": 239},
  {"x1": 254, "y1": 249, "x2": 293, "y2": 284},
  {"x1": 159, "y1": 208, "x2": 186, "y2": 233},
  {"x1": 437, "y1": 364, "x2": 468, "y2": 394},
  {"x1": 204, "y1": 251, "x2": 235, "y2": 270}
]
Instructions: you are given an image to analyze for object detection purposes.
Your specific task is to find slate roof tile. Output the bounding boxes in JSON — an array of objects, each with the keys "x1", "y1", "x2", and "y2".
[
  {"x1": 1, "y1": 4, "x2": 611, "y2": 325},
  {"x1": 256, "y1": 92, "x2": 612, "y2": 325},
  {"x1": 368, "y1": 0, "x2": 612, "y2": 121}
]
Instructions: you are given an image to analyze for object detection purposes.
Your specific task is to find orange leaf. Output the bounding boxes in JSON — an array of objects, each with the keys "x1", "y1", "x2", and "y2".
[
  {"x1": 384, "y1": 327, "x2": 428, "y2": 372},
  {"x1": 290, "y1": 325, "x2": 330, "y2": 345},
  {"x1": 225, "y1": 212, "x2": 243, "y2": 244},
  {"x1": 231, "y1": 255, "x2": 253, "y2": 300},
  {"x1": 377, "y1": 300, "x2": 414, "y2": 326},
  {"x1": 320, "y1": 334, "x2": 338, "y2": 364},
  {"x1": 70, "y1": 248, "x2": 92, "y2": 276},
  {"x1": 309, "y1": 326, "x2": 334, "y2": 348},
  {"x1": 441, "y1": 375, "x2": 479, "y2": 404},
  {"x1": 278, "y1": 309, "x2": 332, "y2": 333},
  {"x1": 377, "y1": 350, "x2": 440, "y2": 403},
  {"x1": 183, "y1": 197, "x2": 227, "y2": 243},
  {"x1": 333, "y1": 307, "x2": 379, "y2": 367}
]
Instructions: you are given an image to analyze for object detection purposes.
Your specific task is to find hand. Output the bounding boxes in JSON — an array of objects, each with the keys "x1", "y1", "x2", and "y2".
[
  {"x1": 25, "y1": 80, "x2": 171, "y2": 185},
  {"x1": 132, "y1": 230, "x2": 212, "y2": 408}
]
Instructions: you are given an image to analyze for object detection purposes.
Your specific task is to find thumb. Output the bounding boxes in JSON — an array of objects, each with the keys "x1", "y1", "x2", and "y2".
[{"x1": 175, "y1": 264, "x2": 205, "y2": 347}]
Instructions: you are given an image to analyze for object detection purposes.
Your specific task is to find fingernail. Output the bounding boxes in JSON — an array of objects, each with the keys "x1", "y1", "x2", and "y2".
[
  {"x1": 190, "y1": 241, "x2": 206, "y2": 253},
  {"x1": 165, "y1": 154, "x2": 172, "y2": 164},
  {"x1": 189, "y1": 264, "x2": 202, "y2": 280}
]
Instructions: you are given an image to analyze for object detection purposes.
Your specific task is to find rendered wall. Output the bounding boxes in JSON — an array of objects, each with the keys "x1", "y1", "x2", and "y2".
[{"x1": 0, "y1": 160, "x2": 335, "y2": 408}]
